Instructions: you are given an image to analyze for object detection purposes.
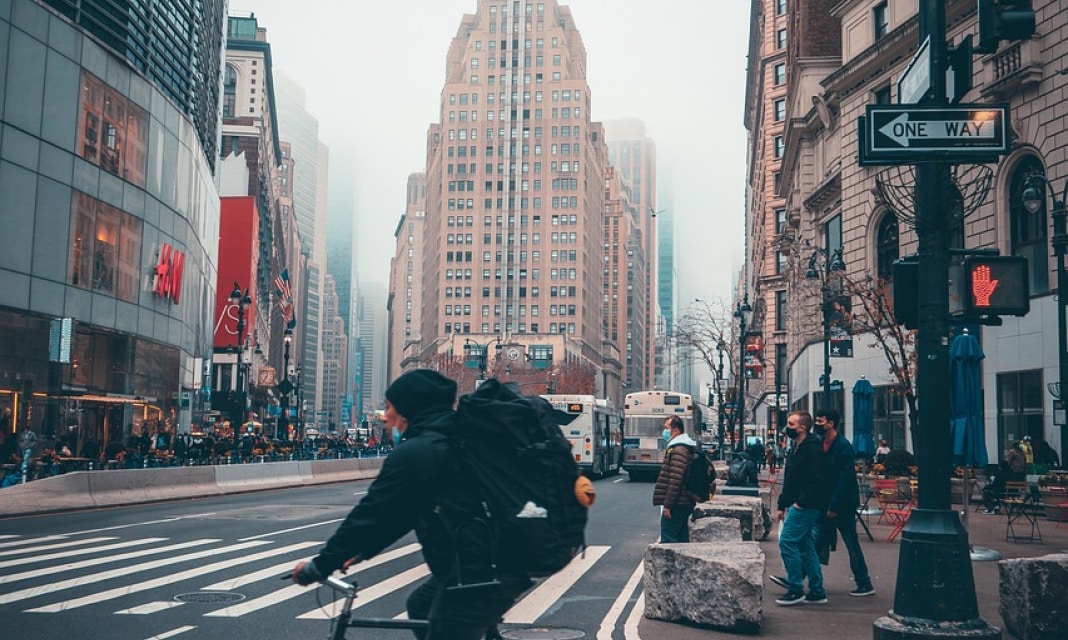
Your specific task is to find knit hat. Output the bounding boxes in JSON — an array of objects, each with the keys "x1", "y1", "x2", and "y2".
[{"x1": 385, "y1": 369, "x2": 457, "y2": 420}]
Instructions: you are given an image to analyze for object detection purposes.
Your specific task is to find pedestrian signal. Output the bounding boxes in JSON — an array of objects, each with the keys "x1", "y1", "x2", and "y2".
[{"x1": 951, "y1": 256, "x2": 1030, "y2": 317}]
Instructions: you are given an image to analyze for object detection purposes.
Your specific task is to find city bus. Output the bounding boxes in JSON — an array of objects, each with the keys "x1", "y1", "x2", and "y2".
[
  {"x1": 542, "y1": 394, "x2": 623, "y2": 478},
  {"x1": 622, "y1": 390, "x2": 706, "y2": 481}
]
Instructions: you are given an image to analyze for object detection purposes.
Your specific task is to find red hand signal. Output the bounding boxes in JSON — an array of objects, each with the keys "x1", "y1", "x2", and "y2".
[{"x1": 971, "y1": 264, "x2": 999, "y2": 307}]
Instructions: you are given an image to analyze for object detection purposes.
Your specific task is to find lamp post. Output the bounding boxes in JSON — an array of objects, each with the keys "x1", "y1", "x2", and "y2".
[
  {"x1": 464, "y1": 336, "x2": 503, "y2": 389},
  {"x1": 294, "y1": 362, "x2": 303, "y2": 443},
  {"x1": 733, "y1": 294, "x2": 752, "y2": 451},
  {"x1": 1023, "y1": 175, "x2": 1068, "y2": 445},
  {"x1": 279, "y1": 326, "x2": 293, "y2": 441},
  {"x1": 805, "y1": 247, "x2": 846, "y2": 405},
  {"x1": 229, "y1": 283, "x2": 251, "y2": 430},
  {"x1": 715, "y1": 341, "x2": 727, "y2": 459}
]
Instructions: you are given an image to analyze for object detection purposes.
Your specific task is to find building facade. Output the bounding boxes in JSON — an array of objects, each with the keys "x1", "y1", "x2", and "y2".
[{"x1": 0, "y1": 0, "x2": 225, "y2": 450}]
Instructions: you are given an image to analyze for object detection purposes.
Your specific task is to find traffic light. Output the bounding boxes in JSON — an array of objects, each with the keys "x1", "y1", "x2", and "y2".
[
  {"x1": 976, "y1": 0, "x2": 1036, "y2": 54},
  {"x1": 950, "y1": 256, "x2": 1030, "y2": 317},
  {"x1": 892, "y1": 257, "x2": 919, "y2": 329}
]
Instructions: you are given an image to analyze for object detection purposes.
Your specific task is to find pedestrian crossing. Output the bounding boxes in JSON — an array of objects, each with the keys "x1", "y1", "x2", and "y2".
[{"x1": 0, "y1": 531, "x2": 646, "y2": 639}]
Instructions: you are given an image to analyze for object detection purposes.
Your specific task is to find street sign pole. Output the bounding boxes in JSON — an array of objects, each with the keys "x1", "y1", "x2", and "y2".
[{"x1": 873, "y1": 3, "x2": 999, "y2": 639}]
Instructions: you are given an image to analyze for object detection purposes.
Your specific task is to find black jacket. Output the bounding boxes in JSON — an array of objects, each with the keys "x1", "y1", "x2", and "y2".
[
  {"x1": 777, "y1": 435, "x2": 826, "y2": 511},
  {"x1": 312, "y1": 408, "x2": 502, "y2": 584},
  {"x1": 822, "y1": 433, "x2": 860, "y2": 515}
]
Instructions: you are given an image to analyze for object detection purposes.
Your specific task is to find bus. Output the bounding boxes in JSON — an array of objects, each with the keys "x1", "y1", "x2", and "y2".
[
  {"x1": 542, "y1": 394, "x2": 623, "y2": 478},
  {"x1": 622, "y1": 390, "x2": 707, "y2": 480}
]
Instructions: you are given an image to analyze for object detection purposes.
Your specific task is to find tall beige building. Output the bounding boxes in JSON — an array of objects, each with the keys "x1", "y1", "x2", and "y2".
[
  {"x1": 403, "y1": 0, "x2": 621, "y2": 396},
  {"x1": 390, "y1": 173, "x2": 428, "y2": 379}
]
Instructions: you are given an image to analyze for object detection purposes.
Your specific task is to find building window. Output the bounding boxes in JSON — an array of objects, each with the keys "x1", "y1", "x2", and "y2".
[
  {"x1": 774, "y1": 98, "x2": 786, "y2": 122},
  {"x1": 773, "y1": 63, "x2": 786, "y2": 85},
  {"x1": 774, "y1": 135, "x2": 785, "y2": 158},
  {"x1": 824, "y1": 214, "x2": 842, "y2": 256},
  {"x1": 876, "y1": 212, "x2": 899, "y2": 281},
  {"x1": 775, "y1": 208, "x2": 788, "y2": 234},
  {"x1": 76, "y1": 71, "x2": 149, "y2": 187},
  {"x1": 775, "y1": 290, "x2": 787, "y2": 331},
  {"x1": 777, "y1": 28, "x2": 787, "y2": 50},
  {"x1": 874, "y1": 84, "x2": 892, "y2": 105},
  {"x1": 873, "y1": 385, "x2": 907, "y2": 450},
  {"x1": 996, "y1": 370, "x2": 1043, "y2": 455},
  {"x1": 69, "y1": 191, "x2": 143, "y2": 302},
  {"x1": 1009, "y1": 156, "x2": 1050, "y2": 294},
  {"x1": 874, "y1": 2, "x2": 889, "y2": 40},
  {"x1": 223, "y1": 65, "x2": 237, "y2": 118},
  {"x1": 776, "y1": 0, "x2": 787, "y2": 15}
]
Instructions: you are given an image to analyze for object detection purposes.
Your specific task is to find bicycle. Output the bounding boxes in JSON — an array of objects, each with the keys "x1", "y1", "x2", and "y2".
[{"x1": 313, "y1": 576, "x2": 505, "y2": 640}]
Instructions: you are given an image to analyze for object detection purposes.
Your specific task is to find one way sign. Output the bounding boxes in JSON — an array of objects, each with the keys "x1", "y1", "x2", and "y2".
[{"x1": 858, "y1": 103, "x2": 1009, "y2": 166}]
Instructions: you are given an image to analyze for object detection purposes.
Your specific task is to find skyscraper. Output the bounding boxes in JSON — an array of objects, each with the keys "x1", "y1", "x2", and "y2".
[{"x1": 405, "y1": 0, "x2": 620, "y2": 398}]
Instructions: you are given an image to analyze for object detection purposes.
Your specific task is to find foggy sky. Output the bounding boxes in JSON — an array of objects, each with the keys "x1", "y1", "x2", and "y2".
[{"x1": 226, "y1": 0, "x2": 751, "y2": 308}]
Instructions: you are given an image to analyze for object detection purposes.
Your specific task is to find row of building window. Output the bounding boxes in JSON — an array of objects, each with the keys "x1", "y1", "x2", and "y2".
[
  {"x1": 443, "y1": 322, "x2": 575, "y2": 335},
  {"x1": 446, "y1": 124, "x2": 582, "y2": 141},
  {"x1": 445, "y1": 161, "x2": 579, "y2": 177},
  {"x1": 443, "y1": 304, "x2": 576, "y2": 317}
]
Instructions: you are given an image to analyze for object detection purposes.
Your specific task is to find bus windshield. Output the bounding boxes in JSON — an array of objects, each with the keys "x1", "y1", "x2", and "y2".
[{"x1": 625, "y1": 416, "x2": 666, "y2": 437}]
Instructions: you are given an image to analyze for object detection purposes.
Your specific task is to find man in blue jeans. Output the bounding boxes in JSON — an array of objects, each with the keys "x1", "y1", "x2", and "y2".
[{"x1": 773, "y1": 410, "x2": 827, "y2": 605}]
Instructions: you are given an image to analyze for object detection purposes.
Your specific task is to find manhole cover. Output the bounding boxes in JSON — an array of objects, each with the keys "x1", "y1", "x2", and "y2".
[
  {"x1": 500, "y1": 628, "x2": 585, "y2": 640},
  {"x1": 174, "y1": 591, "x2": 246, "y2": 604}
]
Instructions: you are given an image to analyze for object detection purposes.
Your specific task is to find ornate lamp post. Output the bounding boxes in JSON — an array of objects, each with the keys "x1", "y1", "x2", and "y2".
[
  {"x1": 280, "y1": 326, "x2": 293, "y2": 441},
  {"x1": 733, "y1": 294, "x2": 752, "y2": 451},
  {"x1": 1023, "y1": 175, "x2": 1068, "y2": 443},
  {"x1": 805, "y1": 247, "x2": 846, "y2": 404},
  {"x1": 228, "y1": 283, "x2": 251, "y2": 429},
  {"x1": 715, "y1": 340, "x2": 727, "y2": 459},
  {"x1": 464, "y1": 336, "x2": 503, "y2": 390},
  {"x1": 294, "y1": 362, "x2": 303, "y2": 442}
]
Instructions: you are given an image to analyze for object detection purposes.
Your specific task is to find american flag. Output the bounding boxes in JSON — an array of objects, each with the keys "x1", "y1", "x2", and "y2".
[{"x1": 274, "y1": 269, "x2": 296, "y2": 329}]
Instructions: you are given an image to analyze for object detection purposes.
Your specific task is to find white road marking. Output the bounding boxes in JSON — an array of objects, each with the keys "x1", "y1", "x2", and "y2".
[
  {"x1": 0, "y1": 538, "x2": 166, "y2": 569},
  {"x1": 597, "y1": 559, "x2": 645, "y2": 640},
  {"x1": 239, "y1": 518, "x2": 344, "y2": 541},
  {"x1": 0, "y1": 536, "x2": 117, "y2": 558},
  {"x1": 0, "y1": 535, "x2": 66, "y2": 550},
  {"x1": 503, "y1": 545, "x2": 610, "y2": 624},
  {"x1": 296, "y1": 565, "x2": 431, "y2": 620},
  {"x1": 25, "y1": 541, "x2": 303, "y2": 612},
  {"x1": 143, "y1": 625, "x2": 196, "y2": 639},
  {"x1": 623, "y1": 590, "x2": 645, "y2": 640},
  {"x1": 0, "y1": 539, "x2": 220, "y2": 585},
  {"x1": 62, "y1": 516, "x2": 211, "y2": 536},
  {"x1": 116, "y1": 600, "x2": 185, "y2": 614}
]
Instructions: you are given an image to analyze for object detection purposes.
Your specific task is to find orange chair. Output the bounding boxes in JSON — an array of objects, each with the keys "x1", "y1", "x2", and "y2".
[
  {"x1": 885, "y1": 480, "x2": 918, "y2": 542},
  {"x1": 874, "y1": 478, "x2": 908, "y2": 524}
]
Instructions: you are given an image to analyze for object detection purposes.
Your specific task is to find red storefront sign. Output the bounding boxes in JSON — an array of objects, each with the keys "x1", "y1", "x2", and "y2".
[{"x1": 153, "y1": 243, "x2": 185, "y2": 304}]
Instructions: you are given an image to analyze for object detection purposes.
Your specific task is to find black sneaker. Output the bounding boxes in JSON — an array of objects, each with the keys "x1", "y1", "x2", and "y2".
[
  {"x1": 804, "y1": 592, "x2": 828, "y2": 604},
  {"x1": 768, "y1": 574, "x2": 789, "y2": 589},
  {"x1": 850, "y1": 585, "x2": 875, "y2": 597},
  {"x1": 775, "y1": 591, "x2": 805, "y2": 606}
]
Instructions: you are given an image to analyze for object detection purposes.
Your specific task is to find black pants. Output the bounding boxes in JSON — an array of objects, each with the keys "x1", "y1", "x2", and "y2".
[{"x1": 407, "y1": 574, "x2": 531, "y2": 640}]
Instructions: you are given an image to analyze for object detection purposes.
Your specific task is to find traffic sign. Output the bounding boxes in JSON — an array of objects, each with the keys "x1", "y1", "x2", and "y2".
[
  {"x1": 897, "y1": 36, "x2": 931, "y2": 104},
  {"x1": 858, "y1": 103, "x2": 1009, "y2": 165}
]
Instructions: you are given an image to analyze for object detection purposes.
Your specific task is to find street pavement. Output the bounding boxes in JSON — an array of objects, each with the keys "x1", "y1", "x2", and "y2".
[{"x1": 640, "y1": 471, "x2": 1068, "y2": 640}]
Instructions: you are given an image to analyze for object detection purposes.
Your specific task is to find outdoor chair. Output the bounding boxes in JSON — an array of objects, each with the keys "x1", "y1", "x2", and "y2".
[
  {"x1": 885, "y1": 479, "x2": 918, "y2": 542},
  {"x1": 874, "y1": 478, "x2": 908, "y2": 524}
]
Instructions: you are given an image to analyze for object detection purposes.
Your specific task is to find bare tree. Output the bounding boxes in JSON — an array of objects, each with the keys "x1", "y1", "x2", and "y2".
[
  {"x1": 840, "y1": 274, "x2": 919, "y2": 452},
  {"x1": 672, "y1": 298, "x2": 740, "y2": 443}
]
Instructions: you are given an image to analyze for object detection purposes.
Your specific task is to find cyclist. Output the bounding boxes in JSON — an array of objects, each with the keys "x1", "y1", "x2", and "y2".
[{"x1": 291, "y1": 369, "x2": 531, "y2": 640}]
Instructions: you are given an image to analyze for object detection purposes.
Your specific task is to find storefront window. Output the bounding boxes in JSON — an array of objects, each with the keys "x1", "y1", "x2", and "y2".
[{"x1": 69, "y1": 192, "x2": 143, "y2": 303}]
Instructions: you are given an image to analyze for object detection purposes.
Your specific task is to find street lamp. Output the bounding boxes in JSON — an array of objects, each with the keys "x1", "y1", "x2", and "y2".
[
  {"x1": 714, "y1": 341, "x2": 727, "y2": 459},
  {"x1": 464, "y1": 336, "x2": 504, "y2": 388},
  {"x1": 733, "y1": 294, "x2": 752, "y2": 451},
  {"x1": 1023, "y1": 175, "x2": 1068, "y2": 442},
  {"x1": 228, "y1": 282, "x2": 251, "y2": 430},
  {"x1": 280, "y1": 326, "x2": 293, "y2": 441},
  {"x1": 805, "y1": 247, "x2": 846, "y2": 404},
  {"x1": 295, "y1": 362, "x2": 303, "y2": 442}
]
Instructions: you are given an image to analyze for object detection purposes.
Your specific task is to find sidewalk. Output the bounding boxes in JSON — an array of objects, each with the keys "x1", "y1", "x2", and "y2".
[{"x1": 640, "y1": 473, "x2": 1068, "y2": 640}]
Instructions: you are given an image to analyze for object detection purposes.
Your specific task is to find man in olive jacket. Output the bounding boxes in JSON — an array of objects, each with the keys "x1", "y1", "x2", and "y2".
[
  {"x1": 773, "y1": 410, "x2": 827, "y2": 606},
  {"x1": 652, "y1": 416, "x2": 700, "y2": 542},
  {"x1": 292, "y1": 369, "x2": 531, "y2": 640}
]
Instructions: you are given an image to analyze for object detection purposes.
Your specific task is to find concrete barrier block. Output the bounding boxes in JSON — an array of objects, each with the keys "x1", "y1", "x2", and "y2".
[
  {"x1": 0, "y1": 472, "x2": 93, "y2": 515},
  {"x1": 644, "y1": 542, "x2": 764, "y2": 632},
  {"x1": 999, "y1": 553, "x2": 1068, "y2": 640},
  {"x1": 88, "y1": 467, "x2": 220, "y2": 507},
  {"x1": 216, "y1": 462, "x2": 302, "y2": 489}
]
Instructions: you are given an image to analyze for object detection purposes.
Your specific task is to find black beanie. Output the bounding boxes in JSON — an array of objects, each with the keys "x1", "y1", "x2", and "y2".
[{"x1": 385, "y1": 369, "x2": 457, "y2": 420}]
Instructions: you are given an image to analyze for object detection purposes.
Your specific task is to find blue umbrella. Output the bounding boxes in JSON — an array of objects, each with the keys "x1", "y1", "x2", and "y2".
[
  {"x1": 950, "y1": 331, "x2": 988, "y2": 468},
  {"x1": 852, "y1": 378, "x2": 876, "y2": 456}
]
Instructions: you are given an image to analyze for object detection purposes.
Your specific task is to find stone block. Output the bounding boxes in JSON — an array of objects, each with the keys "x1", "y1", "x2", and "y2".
[
  {"x1": 999, "y1": 553, "x2": 1068, "y2": 640},
  {"x1": 644, "y1": 542, "x2": 764, "y2": 632},
  {"x1": 690, "y1": 516, "x2": 742, "y2": 542},
  {"x1": 693, "y1": 495, "x2": 767, "y2": 541}
]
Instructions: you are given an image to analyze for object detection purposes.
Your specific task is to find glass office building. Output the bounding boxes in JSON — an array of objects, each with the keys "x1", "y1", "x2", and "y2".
[{"x1": 0, "y1": 1, "x2": 224, "y2": 452}]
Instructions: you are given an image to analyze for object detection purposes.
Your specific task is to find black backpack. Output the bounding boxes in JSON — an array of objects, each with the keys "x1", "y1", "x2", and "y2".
[
  {"x1": 452, "y1": 378, "x2": 590, "y2": 579},
  {"x1": 683, "y1": 445, "x2": 715, "y2": 499},
  {"x1": 727, "y1": 454, "x2": 758, "y2": 487}
]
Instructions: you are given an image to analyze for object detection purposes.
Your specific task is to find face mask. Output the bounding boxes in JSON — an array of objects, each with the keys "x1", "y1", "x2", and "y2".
[
  {"x1": 662, "y1": 428, "x2": 671, "y2": 442},
  {"x1": 392, "y1": 430, "x2": 403, "y2": 447},
  {"x1": 784, "y1": 427, "x2": 800, "y2": 440},
  {"x1": 813, "y1": 424, "x2": 826, "y2": 436}
]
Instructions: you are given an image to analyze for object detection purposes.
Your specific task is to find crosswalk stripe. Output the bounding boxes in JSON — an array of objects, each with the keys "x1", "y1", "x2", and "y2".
[
  {"x1": 116, "y1": 600, "x2": 185, "y2": 614},
  {"x1": 504, "y1": 545, "x2": 610, "y2": 624},
  {"x1": 597, "y1": 559, "x2": 645, "y2": 640},
  {"x1": 623, "y1": 590, "x2": 645, "y2": 640},
  {"x1": 204, "y1": 542, "x2": 424, "y2": 618},
  {"x1": 0, "y1": 535, "x2": 66, "y2": 550},
  {"x1": 0, "y1": 538, "x2": 166, "y2": 569},
  {"x1": 143, "y1": 625, "x2": 196, "y2": 639},
  {"x1": 239, "y1": 518, "x2": 344, "y2": 542},
  {"x1": 26, "y1": 541, "x2": 310, "y2": 612},
  {"x1": 0, "y1": 536, "x2": 117, "y2": 558},
  {"x1": 0, "y1": 539, "x2": 219, "y2": 585},
  {"x1": 0, "y1": 539, "x2": 246, "y2": 605},
  {"x1": 296, "y1": 565, "x2": 431, "y2": 620}
]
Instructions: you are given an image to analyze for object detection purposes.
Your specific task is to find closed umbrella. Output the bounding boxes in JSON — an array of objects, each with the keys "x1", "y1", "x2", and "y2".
[
  {"x1": 852, "y1": 377, "x2": 876, "y2": 457},
  {"x1": 950, "y1": 331, "x2": 988, "y2": 468}
]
